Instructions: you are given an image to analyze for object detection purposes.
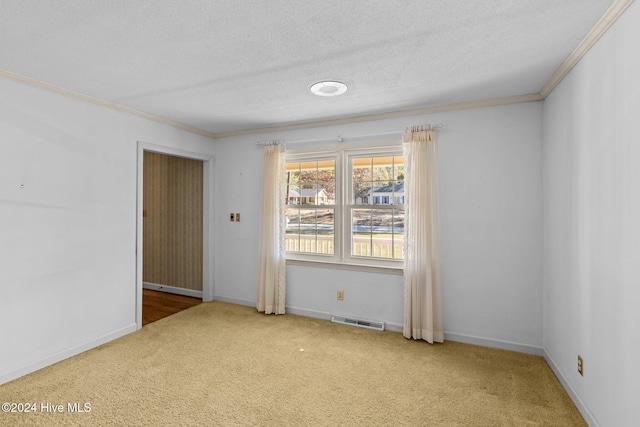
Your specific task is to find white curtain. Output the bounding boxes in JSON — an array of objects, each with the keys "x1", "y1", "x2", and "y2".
[
  {"x1": 257, "y1": 143, "x2": 287, "y2": 314},
  {"x1": 403, "y1": 127, "x2": 443, "y2": 343}
]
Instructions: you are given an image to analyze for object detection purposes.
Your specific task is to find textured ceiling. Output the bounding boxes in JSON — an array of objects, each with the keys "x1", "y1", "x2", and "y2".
[{"x1": 0, "y1": 0, "x2": 615, "y2": 135}]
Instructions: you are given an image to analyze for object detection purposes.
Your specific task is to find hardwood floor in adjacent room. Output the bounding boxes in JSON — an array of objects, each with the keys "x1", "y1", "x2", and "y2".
[{"x1": 142, "y1": 289, "x2": 202, "y2": 326}]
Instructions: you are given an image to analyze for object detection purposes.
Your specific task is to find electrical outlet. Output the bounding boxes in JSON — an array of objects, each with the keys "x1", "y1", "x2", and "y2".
[
  {"x1": 337, "y1": 290, "x2": 344, "y2": 301},
  {"x1": 578, "y1": 355, "x2": 584, "y2": 376},
  {"x1": 230, "y1": 213, "x2": 235, "y2": 222}
]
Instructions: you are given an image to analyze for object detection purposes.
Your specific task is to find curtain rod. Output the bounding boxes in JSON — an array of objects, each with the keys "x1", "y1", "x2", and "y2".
[{"x1": 255, "y1": 123, "x2": 447, "y2": 146}]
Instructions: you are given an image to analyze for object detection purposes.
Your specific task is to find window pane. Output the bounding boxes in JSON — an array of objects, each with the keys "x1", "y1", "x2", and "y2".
[
  {"x1": 287, "y1": 169, "x2": 301, "y2": 193},
  {"x1": 372, "y1": 209, "x2": 394, "y2": 258},
  {"x1": 297, "y1": 184, "x2": 315, "y2": 206},
  {"x1": 393, "y1": 156, "x2": 404, "y2": 181},
  {"x1": 351, "y1": 157, "x2": 372, "y2": 201},
  {"x1": 286, "y1": 184, "x2": 299, "y2": 205},
  {"x1": 393, "y1": 209, "x2": 405, "y2": 259},
  {"x1": 393, "y1": 181, "x2": 405, "y2": 205},
  {"x1": 286, "y1": 163, "x2": 300, "y2": 206},
  {"x1": 351, "y1": 207, "x2": 404, "y2": 259},
  {"x1": 352, "y1": 157, "x2": 372, "y2": 179},
  {"x1": 318, "y1": 183, "x2": 335, "y2": 205},
  {"x1": 371, "y1": 181, "x2": 394, "y2": 205},
  {"x1": 285, "y1": 208, "x2": 334, "y2": 255},
  {"x1": 352, "y1": 156, "x2": 404, "y2": 205},
  {"x1": 317, "y1": 161, "x2": 335, "y2": 176},
  {"x1": 352, "y1": 158, "x2": 372, "y2": 204},
  {"x1": 298, "y1": 209, "x2": 317, "y2": 253},
  {"x1": 372, "y1": 156, "x2": 394, "y2": 185},
  {"x1": 318, "y1": 160, "x2": 335, "y2": 206},
  {"x1": 299, "y1": 161, "x2": 318, "y2": 184},
  {"x1": 352, "y1": 209, "x2": 372, "y2": 257},
  {"x1": 286, "y1": 159, "x2": 335, "y2": 207},
  {"x1": 353, "y1": 181, "x2": 370, "y2": 205},
  {"x1": 372, "y1": 156, "x2": 394, "y2": 166},
  {"x1": 285, "y1": 208, "x2": 300, "y2": 252},
  {"x1": 316, "y1": 209, "x2": 334, "y2": 255}
]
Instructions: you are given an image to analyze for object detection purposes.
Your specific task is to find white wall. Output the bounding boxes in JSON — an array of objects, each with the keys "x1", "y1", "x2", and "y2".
[
  {"x1": 214, "y1": 101, "x2": 543, "y2": 351},
  {"x1": 0, "y1": 77, "x2": 214, "y2": 384},
  {"x1": 542, "y1": 2, "x2": 640, "y2": 426}
]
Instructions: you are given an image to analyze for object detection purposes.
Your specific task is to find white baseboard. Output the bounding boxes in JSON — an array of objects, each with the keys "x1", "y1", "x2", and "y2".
[
  {"x1": 286, "y1": 306, "x2": 404, "y2": 332},
  {"x1": 212, "y1": 295, "x2": 255, "y2": 307},
  {"x1": 0, "y1": 324, "x2": 137, "y2": 386},
  {"x1": 144, "y1": 282, "x2": 203, "y2": 299},
  {"x1": 210, "y1": 296, "x2": 543, "y2": 353},
  {"x1": 212, "y1": 295, "x2": 404, "y2": 333},
  {"x1": 285, "y1": 306, "x2": 332, "y2": 321},
  {"x1": 444, "y1": 332, "x2": 544, "y2": 356},
  {"x1": 544, "y1": 349, "x2": 599, "y2": 427}
]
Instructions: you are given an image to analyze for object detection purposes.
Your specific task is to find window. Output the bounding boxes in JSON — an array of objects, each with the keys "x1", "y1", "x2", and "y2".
[
  {"x1": 349, "y1": 154, "x2": 404, "y2": 260},
  {"x1": 285, "y1": 158, "x2": 336, "y2": 255},
  {"x1": 285, "y1": 147, "x2": 404, "y2": 268}
]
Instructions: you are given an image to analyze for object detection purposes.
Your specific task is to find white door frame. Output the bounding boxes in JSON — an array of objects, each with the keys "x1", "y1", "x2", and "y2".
[{"x1": 135, "y1": 141, "x2": 215, "y2": 330}]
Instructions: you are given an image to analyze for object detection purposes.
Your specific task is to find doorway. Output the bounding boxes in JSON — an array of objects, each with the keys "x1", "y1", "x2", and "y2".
[
  {"x1": 142, "y1": 289, "x2": 202, "y2": 326},
  {"x1": 142, "y1": 151, "x2": 202, "y2": 323},
  {"x1": 136, "y1": 142, "x2": 214, "y2": 329}
]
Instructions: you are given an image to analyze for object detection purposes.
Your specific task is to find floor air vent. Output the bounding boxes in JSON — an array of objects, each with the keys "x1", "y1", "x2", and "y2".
[{"x1": 331, "y1": 315, "x2": 385, "y2": 331}]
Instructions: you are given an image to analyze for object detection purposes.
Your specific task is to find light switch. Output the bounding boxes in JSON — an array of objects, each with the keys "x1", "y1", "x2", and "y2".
[
  {"x1": 236, "y1": 213, "x2": 240, "y2": 222},
  {"x1": 230, "y1": 213, "x2": 235, "y2": 222}
]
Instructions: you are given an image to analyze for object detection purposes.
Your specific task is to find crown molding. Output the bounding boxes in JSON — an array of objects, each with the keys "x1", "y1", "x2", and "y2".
[
  {"x1": 0, "y1": 68, "x2": 217, "y2": 139},
  {"x1": 539, "y1": 0, "x2": 635, "y2": 98},
  {"x1": 212, "y1": 93, "x2": 544, "y2": 139},
  {"x1": 1, "y1": 0, "x2": 630, "y2": 139}
]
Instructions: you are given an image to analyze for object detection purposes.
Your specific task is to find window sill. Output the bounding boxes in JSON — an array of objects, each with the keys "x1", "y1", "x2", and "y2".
[{"x1": 285, "y1": 258, "x2": 404, "y2": 275}]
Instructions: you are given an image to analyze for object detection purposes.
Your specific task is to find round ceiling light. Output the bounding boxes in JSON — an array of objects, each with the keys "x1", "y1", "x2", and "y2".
[{"x1": 310, "y1": 81, "x2": 348, "y2": 97}]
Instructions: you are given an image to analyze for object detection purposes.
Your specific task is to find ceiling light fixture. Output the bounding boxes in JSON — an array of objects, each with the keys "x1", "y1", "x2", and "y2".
[{"x1": 310, "y1": 81, "x2": 348, "y2": 97}]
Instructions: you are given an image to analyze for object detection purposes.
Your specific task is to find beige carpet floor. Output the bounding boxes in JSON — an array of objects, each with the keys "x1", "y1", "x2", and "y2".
[{"x1": 0, "y1": 301, "x2": 585, "y2": 426}]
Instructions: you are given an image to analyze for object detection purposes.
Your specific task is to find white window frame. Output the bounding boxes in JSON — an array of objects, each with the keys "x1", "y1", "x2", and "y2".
[
  {"x1": 285, "y1": 150, "x2": 342, "y2": 264},
  {"x1": 285, "y1": 143, "x2": 404, "y2": 272}
]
